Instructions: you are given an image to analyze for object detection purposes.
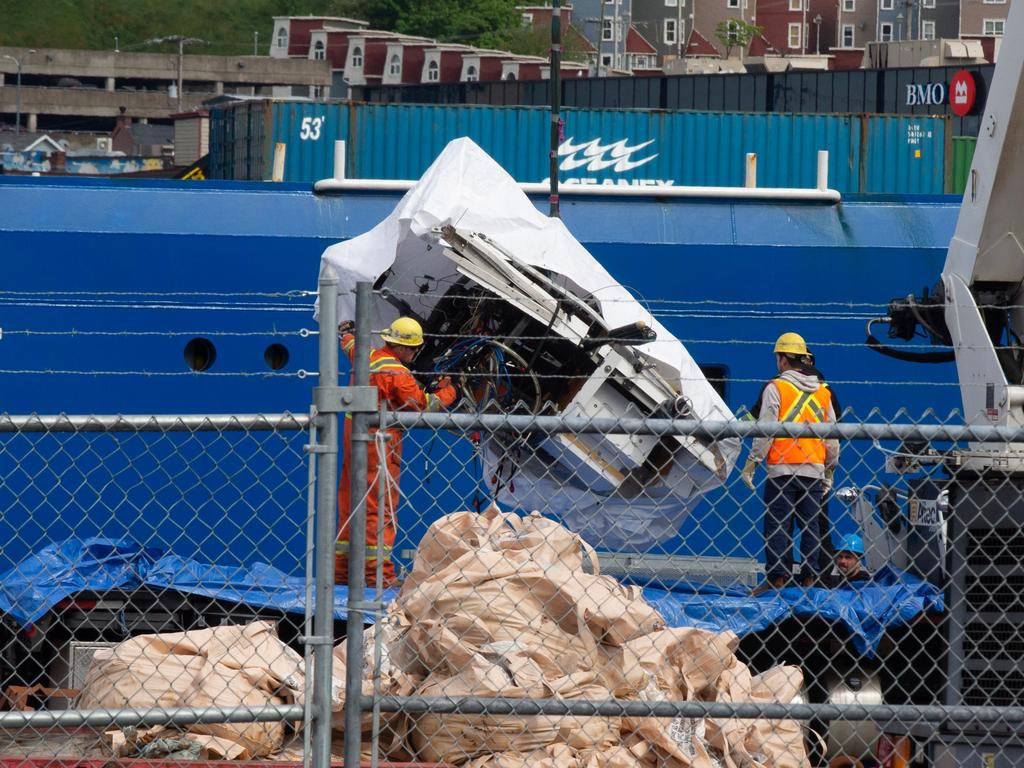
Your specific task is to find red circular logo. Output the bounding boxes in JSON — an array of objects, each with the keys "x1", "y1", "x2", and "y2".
[{"x1": 950, "y1": 70, "x2": 977, "y2": 117}]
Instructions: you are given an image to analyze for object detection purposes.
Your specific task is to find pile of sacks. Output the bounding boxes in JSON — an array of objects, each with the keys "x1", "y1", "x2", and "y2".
[
  {"x1": 345, "y1": 506, "x2": 811, "y2": 768},
  {"x1": 76, "y1": 621, "x2": 317, "y2": 760},
  {"x1": 75, "y1": 507, "x2": 810, "y2": 766}
]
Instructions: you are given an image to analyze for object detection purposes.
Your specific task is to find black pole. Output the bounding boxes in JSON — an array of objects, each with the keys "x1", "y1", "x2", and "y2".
[
  {"x1": 15, "y1": 62, "x2": 22, "y2": 136},
  {"x1": 549, "y1": 0, "x2": 561, "y2": 218}
]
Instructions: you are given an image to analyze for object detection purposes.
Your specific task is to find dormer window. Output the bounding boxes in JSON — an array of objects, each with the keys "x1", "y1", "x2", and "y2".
[
  {"x1": 352, "y1": 46, "x2": 363, "y2": 67},
  {"x1": 427, "y1": 60, "x2": 439, "y2": 81},
  {"x1": 277, "y1": 27, "x2": 288, "y2": 48},
  {"x1": 389, "y1": 54, "x2": 401, "y2": 75},
  {"x1": 313, "y1": 40, "x2": 325, "y2": 60},
  {"x1": 466, "y1": 64, "x2": 478, "y2": 81}
]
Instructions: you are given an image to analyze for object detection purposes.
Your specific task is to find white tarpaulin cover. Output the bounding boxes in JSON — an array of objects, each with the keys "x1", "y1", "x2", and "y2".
[{"x1": 319, "y1": 138, "x2": 738, "y2": 548}]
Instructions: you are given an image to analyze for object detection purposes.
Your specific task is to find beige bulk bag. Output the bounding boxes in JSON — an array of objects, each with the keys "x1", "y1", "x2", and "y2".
[
  {"x1": 329, "y1": 623, "x2": 419, "y2": 761},
  {"x1": 77, "y1": 621, "x2": 304, "y2": 758},
  {"x1": 398, "y1": 549, "x2": 596, "y2": 676},
  {"x1": 409, "y1": 645, "x2": 616, "y2": 765},
  {"x1": 463, "y1": 744, "x2": 650, "y2": 768},
  {"x1": 617, "y1": 629, "x2": 740, "y2": 768},
  {"x1": 557, "y1": 574, "x2": 665, "y2": 646},
  {"x1": 745, "y1": 666, "x2": 809, "y2": 768},
  {"x1": 409, "y1": 653, "x2": 562, "y2": 764},
  {"x1": 706, "y1": 663, "x2": 809, "y2": 768},
  {"x1": 401, "y1": 506, "x2": 595, "y2": 595}
]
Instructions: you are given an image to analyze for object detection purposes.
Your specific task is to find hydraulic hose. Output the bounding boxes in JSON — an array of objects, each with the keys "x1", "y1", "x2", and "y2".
[{"x1": 865, "y1": 318, "x2": 956, "y2": 364}]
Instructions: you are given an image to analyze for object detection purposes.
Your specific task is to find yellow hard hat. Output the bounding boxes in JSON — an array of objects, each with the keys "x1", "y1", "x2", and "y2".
[
  {"x1": 381, "y1": 317, "x2": 424, "y2": 347},
  {"x1": 774, "y1": 332, "x2": 808, "y2": 356}
]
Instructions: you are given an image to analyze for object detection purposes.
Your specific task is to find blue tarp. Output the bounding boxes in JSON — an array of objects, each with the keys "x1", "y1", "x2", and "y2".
[
  {"x1": 644, "y1": 567, "x2": 945, "y2": 656},
  {"x1": 0, "y1": 538, "x2": 399, "y2": 626},
  {"x1": 0, "y1": 539, "x2": 942, "y2": 657}
]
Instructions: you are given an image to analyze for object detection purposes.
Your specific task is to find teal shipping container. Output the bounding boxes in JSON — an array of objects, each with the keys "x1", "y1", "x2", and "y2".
[
  {"x1": 209, "y1": 100, "x2": 950, "y2": 194},
  {"x1": 210, "y1": 100, "x2": 350, "y2": 183},
  {"x1": 353, "y1": 104, "x2": 864, "y2": 190},
  {"x1": 863, "y1": 115, "x2": 948, "y2": 194}
]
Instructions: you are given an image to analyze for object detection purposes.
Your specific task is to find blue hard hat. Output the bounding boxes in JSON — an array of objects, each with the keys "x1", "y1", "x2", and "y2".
[{"x1": 835, "y1": 533, "x2": 865, "y2": 555}]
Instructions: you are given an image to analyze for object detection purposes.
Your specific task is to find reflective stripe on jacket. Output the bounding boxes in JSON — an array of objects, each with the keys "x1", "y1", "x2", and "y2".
[
  {"x1": 335, "y1": 539, "x2": 392, "y2": 561},
  {"x1": 341, "y1": 333, "x2": 456, "y2": 416},
  {"x1": 767, "y1": 377, "x2": 832, "y2": 466}
]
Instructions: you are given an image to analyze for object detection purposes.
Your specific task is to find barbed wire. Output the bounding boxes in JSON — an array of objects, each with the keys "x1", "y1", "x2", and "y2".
[
  {"x1": 0, "y1": 299, "x2": 312, "y2": 312},
  {"x1": 375, "y1": 287, "x2": 1024, "y2": 313},
  {"x1": 0, "y1": 327, "x2": 988, "y2": 350},
  {"x1": 0, "y1": 369, "x2": 312, "y2": 378},
  {"x1": 381, "y1": 289, "x2": 888, "y2": 309},
  {"x1": 0, "y1": 366, "x2": 964, "y2": 385},
  {"x1": 6, "y1": 287, "x2": 1024, "y2": 314},
  {"x1": 3, "y1": 329, "x2": 314, "y2": 338},
  {"x1": 0, "y1": 290, "x2": 315, "y2": 298},
  {"x1": 409, "y1": 332, "x2": 961, "y2": 351}
]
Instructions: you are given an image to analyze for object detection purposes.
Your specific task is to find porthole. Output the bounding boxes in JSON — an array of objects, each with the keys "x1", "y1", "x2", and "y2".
[
  {"x1": 184, "y1": 337, "x2": 217, "y2": 372},
  {"x1": 264, "y1": 343, "x2": 290, "y2": 370}
]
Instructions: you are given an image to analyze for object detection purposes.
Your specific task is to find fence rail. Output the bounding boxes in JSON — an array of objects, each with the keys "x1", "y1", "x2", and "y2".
[
  {"x1": 0, "y1": 413, "x2": 312, "y2": 433},
  {"x1": 0, "y1": 278, "x2": 1022, "y2": 768}
]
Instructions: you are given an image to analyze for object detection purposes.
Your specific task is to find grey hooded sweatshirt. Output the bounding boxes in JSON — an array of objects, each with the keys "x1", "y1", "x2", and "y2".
[{"x1": 748, "y1": 369, "x2": 839, "y2": 480}]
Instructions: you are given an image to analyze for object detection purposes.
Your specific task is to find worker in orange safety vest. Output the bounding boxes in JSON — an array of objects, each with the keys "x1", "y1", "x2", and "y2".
[
  {"x1": 336, "y1": 316, "x2": 457, "y2": 588},
  {"x1": 742, "y1": 332, "x2": 839, "y2": 594}
]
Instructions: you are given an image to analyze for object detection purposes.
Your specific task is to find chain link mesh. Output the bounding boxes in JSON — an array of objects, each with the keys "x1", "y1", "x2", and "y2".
[
  {"x1": 4, "y1": 330, "x2": 1024, "y2": 766},
  {"x1": 0, "y1": 415, "x2": 321, "y2": 762},
  {"x1": 336, "y1": 321, "x2": 1024, "y2": 768}
]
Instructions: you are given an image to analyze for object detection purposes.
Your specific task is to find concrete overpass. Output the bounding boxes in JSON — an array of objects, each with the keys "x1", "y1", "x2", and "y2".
[{"x1": 0, "y1": 46, "x2": 331, "y2": 130}]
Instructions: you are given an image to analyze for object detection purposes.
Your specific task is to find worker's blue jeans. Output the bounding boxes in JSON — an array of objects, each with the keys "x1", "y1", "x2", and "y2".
[{"x1": 764, "y1": 474, "x2": 823, "y2": 583}]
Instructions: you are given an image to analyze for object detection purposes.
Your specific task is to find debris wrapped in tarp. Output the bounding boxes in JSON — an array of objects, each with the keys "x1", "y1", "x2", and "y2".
[
  {"x1": 344, "y1": 506, "x2": 811, "y2": 767},
  {"x1": 318, "y1": 137, "x2": 740, "y2": 549}
]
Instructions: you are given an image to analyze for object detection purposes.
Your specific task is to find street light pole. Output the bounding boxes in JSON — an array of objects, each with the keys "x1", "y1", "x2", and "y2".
[
  {"x1": 2, "y1": 49, "x2": 34, "y2": 135},
  {"x1": 802, "y1": 0, "x2": 808, "y2": 54},
  {"x1": 141, "y1": 35, "x2": 209, "y2": 111},
  {"x1": 549, "y1": 0, "x2": 561, "y2": 218}
]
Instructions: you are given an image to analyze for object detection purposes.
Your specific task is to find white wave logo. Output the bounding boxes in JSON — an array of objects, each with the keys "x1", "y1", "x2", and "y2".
[{"x1": 558, "y1": 137, "x2": 658, "y2": 173}]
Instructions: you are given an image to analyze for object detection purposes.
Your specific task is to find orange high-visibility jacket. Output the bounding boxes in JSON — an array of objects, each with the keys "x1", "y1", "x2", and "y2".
[
  {"x1": 766, "y1": 377, "x2": 832, "y2": 466},
  {"x1": 341, "y1": 333, "x2": 457, "y2": 418}
]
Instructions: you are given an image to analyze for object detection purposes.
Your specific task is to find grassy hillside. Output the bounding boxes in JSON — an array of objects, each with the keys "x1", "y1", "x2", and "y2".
[
  {"x1": 0, "y1": 1, "x2": 584, "y2": 68},
  {"x1": 0, "y1": 0, "x2": 361, "y2": 55}
]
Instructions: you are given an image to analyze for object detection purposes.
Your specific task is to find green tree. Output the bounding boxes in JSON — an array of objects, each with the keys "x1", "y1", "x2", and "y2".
[
  {"x1": 353, "y1": 0, "x2": 520, "y2": 47},
  {"x1": 502, "y1": 23, "x2": 591, "y2": 61},
  {"x1": 0, "y1": 0, "x2": 364, "y2": 54},
  {"x1": 715, "y1": 18, "x2": 762, "y2": 58}
]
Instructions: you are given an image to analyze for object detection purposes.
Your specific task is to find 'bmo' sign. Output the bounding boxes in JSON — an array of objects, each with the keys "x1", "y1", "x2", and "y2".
[
  {"x1": 905, "y1": 70, "x2": 978, "y2": 116},
  {"x1": 906, "y1": 82, "x2": 946, "y2": 106}
]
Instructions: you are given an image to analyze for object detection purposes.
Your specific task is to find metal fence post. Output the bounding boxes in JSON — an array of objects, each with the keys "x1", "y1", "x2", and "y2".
[
  {"x1": 344, "y1": 282, "x2": 373, "y2": 768},
  {"x1": 313, "y1": 276, "x2": 340, "y2": 768}
]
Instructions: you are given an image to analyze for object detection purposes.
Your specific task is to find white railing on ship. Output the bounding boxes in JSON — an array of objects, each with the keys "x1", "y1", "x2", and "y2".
[{"x1": 310, "y1": 140, "x2": 842, "y2": 203}]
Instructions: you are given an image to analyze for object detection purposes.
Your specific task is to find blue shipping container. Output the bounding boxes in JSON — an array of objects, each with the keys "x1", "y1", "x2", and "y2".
[
  {"x1": 352, "y1": 103, "x2": 549, "y2": 182},
  {"x1": 353, "y1": 104, "x2": 866, "y2": 191},
  {"x1": 864, "y1": 115, "x2": 947, "y2": 194},
  {"x1": 210, "y1": 101, "x2": 949, "y2": 194},
  {"x1": 210, "y1": 101, "x2": 351, "y2": 182},
  {"x1": 272, "y1": 101, "x2": 351, "y2": 183}
]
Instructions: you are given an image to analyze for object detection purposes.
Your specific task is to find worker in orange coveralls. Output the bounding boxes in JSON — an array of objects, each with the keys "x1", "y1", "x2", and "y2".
[{"x1": 336, "y1": 317, "x2": 458, "y2": 588}]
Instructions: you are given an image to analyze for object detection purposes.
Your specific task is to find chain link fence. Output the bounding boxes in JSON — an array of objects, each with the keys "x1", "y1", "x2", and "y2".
[
  {"x1": 332, "y1": 282, "x2": 1024, "y2": 768},
  {"x1": 2, "y1": 277, "x2": 1024, "y2": 768},
  {"x1": 0, "y1": 413, "x2": 321, "y2": 763}
]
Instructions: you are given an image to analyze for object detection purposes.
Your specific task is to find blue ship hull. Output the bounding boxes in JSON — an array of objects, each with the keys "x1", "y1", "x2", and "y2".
[{"x1": 0, "y1": 177, "x2": 961, "y2": 573}]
